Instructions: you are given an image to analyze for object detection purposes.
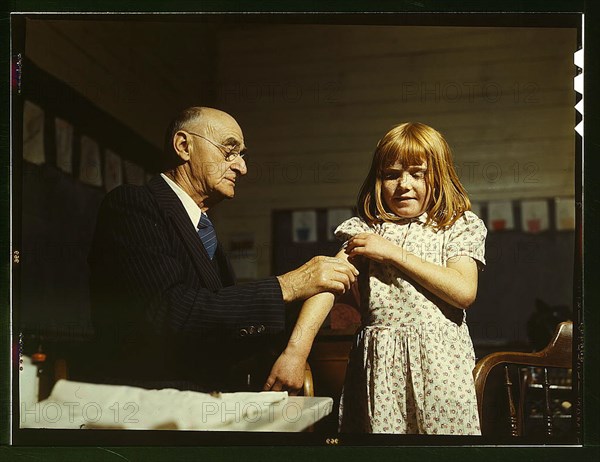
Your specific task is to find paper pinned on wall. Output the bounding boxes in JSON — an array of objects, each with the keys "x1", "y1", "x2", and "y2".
[
  {"x1": 55, "y1": 117, "x2": 73, "y2": 173},
  {"x1": 555, "y1": 197, "x2": 575, "y2": 231},
  {"x1": 487, "y1": 200, "x2": 514, "y2": 231},
  {"x1": 104, "y1": 149, "x2": 123, "y2": 192},
  {"x1": 228, "y1": 233, "x2": 258, "y2": 280},
  {"x1": 23, "y1": 100, "x2": 45, "y2": 165},
  {"x1": 123, "y1": 160, "x2": 145, "y2": 185},
  {"x1": 326, "y1": 208, "x2": 353, "y2": 240},
  {"x1": 292, "y1": 210, "x2": 317, "y2": 243},
  {"x1": 229, "y1": 250, "x2": 258, "y2": 280},
  {"x1": 521, "y1": 200, "x2": 549, "y2": 233},
  {"x1": 228, "y1": 233, "x2": 257, "y2": 279},
  {"x1": 79, "y1": 135, "x2": 103, "y2": 186}
]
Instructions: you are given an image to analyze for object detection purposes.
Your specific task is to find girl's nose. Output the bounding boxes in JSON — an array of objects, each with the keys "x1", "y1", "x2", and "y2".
[{"x1": 398, "y1": 172, "x2": 410, "y2": 189}]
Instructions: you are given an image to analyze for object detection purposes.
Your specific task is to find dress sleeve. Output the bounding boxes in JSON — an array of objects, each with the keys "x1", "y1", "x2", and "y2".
[
  {"x1": 446, "y1": 211, "x2": 487, "y2": 267},
  {"x1": 334, "y1": 216, "x2": 373, "y2": 244}
]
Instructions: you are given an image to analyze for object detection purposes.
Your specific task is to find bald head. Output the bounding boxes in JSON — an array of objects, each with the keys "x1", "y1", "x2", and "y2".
[
  {"x1": 161, "y1": 106, "x2": 247, "y2": 208},
  {"x1": 164, "y1": 107, "x2": 233, "y2": 152}
]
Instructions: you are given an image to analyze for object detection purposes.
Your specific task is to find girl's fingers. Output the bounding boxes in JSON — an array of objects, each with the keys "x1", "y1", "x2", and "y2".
[
  {"x1": 270, "y1": 379, "x2": 283, "y2": 392},
  {"x1": 349, "y1": 236, "x2": 370, "y2": 248},
  {"x1": 346, "y1": 243, "x2": 360, "y2": 254},
  {"x1": 348, "y1": 246, "x2": 364, "y2": 257},
  {"x1": 263, "y1": 378, "x2": 274, "y2": 391}
]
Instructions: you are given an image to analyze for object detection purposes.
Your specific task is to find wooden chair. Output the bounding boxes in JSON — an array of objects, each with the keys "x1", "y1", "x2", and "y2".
[
  {"x1": 303, "y1": 361, "x2": 314, "y2": 397},
  {"x1": 473, "y1": 321, "x2": 573, "y2": 438}
]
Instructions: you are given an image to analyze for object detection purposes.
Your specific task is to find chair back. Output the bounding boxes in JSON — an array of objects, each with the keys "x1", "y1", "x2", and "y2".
[
  {"x1": 303, "y1": 362, "x2": 315, "y2": 397},
  {"x1": 473, "y1": 321, "x2": 573, "y2": 438}
]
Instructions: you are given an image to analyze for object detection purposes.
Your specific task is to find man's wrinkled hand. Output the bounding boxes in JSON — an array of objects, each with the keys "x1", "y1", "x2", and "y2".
[{"x1": 278, "y1": 256, "x2": 359, "y2": 302}]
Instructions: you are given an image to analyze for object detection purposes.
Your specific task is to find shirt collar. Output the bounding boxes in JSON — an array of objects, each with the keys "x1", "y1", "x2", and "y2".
[
  {"x1": 377, "y1": 211, "x2": 429, "y2": 224},
  {"x1": 414, "y1": 211, "x2": 428, "y2": 223},
  {"x1": 160, "y1": 173, "x2": 203, "y2": 229}
]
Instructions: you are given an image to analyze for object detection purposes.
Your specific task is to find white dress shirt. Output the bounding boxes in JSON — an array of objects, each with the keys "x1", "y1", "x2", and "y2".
[{"x1": 160, "y1": 173, "x2": 204, "y2": 229}]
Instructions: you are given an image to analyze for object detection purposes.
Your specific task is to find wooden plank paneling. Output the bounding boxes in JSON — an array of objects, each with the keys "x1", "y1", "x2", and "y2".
[
  {"x1": 23, "y1": 20, "x2": 576, "y2": 278},
  {"x1": 25, "y1": 19, "x2": 217, "y2": 148},
  {"x1": 212, "y1": 25, "x2": 576, "y2": 278}
]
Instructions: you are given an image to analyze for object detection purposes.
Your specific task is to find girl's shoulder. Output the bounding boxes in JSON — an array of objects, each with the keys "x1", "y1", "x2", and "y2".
[
  {"x1": 459, "y1": 210, "x2": 485, "y2": 225},
  {"x1": 448, "y1": 210, "x2": 488, "y2": 236},
  {"x1": 334, "y1": 216, "x2": 373, "y2": 240}
]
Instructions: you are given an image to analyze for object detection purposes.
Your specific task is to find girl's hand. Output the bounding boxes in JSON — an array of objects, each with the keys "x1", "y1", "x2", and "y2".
[
  {"x1": 263, "y1": 349, "x2": 306, "y2": 395},
  {"x1": 345, "y1": 233, "x2": 399, "y2": 264}
]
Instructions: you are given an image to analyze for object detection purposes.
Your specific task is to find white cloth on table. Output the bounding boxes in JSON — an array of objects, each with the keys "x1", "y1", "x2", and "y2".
[{"x1": 20, "y1": 380, "x2": 288, "y2": 430}]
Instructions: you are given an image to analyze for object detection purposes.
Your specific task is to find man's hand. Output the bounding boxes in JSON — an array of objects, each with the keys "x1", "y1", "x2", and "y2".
[
  {"x1": 277, "y1": 256, "x2": 359, "y2": 303},
  {"x1": 263, "y1": 350, "x2": 306, "y2": 395}
]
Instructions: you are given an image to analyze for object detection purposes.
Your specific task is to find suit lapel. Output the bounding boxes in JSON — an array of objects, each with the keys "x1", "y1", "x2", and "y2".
[{"x1": 147, "y1": 175, "x2": 223, "y2": 290}]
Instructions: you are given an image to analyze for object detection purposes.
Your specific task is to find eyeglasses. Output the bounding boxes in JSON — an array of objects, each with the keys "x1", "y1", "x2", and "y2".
[{"x1": 185, "y1": 131, "x2": 246, "y2": 162}]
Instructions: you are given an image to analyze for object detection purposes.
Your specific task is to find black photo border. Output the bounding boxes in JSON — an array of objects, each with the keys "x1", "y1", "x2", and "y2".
[{"x1": 1, "y1": 0, "x2": 598, "y2": 460}]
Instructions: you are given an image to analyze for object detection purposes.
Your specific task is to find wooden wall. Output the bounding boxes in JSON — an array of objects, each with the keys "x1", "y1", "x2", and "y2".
[
  {"x1": 212, "y1": 25, "x2": 577, "y2": 278},
  {"x1": 20, "y1": 19, "x2": 578, "y2": 345},
  {"x1": 25, "y1": 18, "x2": 218, "y2": 149}
]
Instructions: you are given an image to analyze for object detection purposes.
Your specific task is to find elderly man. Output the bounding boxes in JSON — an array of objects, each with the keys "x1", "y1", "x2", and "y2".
[{"x1": 88, "y1": 107, "x2": 357, "y2": 392}]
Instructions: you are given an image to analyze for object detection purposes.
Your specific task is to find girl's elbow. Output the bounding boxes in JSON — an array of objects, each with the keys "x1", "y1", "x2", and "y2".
[
  {"x1": 453, "y1": 285, "x2": 477, "y2": 310},
  {"x1": 459, "y1": 289, "x2": 477, "y2": 310}
]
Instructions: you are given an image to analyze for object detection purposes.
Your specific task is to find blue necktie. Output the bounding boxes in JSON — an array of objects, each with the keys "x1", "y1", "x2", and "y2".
[{"x1": 197, "y1": 214, "x2": 217, "y2": 260}]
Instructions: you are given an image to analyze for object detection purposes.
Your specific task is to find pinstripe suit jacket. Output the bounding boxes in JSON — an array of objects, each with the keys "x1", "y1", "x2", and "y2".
[{"x1": 88, "y1": 175, "x2": 285, "y2": 391}]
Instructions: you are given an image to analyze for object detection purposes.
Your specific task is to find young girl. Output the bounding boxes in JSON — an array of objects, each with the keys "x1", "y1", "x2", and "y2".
[{"x1": 264, "y1": 122, "x2": 486, "y2": 435}]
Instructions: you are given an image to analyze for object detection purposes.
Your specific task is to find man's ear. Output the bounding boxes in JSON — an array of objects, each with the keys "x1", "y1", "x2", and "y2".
[{"x1": 172, "y1": 130, "x2": 191, "y2": 162}]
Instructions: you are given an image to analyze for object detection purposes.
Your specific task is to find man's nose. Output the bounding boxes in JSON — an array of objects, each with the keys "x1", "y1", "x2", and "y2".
[{"x1": 231, "y1": 156, "x2": 247, "y2": 176}]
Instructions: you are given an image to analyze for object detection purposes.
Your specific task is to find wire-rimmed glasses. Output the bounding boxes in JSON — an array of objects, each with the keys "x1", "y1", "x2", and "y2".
[{"x1": 185, "y1": 131, "x2": 246, "y2": 162}]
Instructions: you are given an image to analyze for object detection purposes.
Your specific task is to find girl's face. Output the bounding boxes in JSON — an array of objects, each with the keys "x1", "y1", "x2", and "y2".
[{"x1": 381, "y1": 160, "x2": 430, "y2": 218}]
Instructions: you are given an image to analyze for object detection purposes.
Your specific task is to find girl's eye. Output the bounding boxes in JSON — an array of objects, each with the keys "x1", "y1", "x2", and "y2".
[{"x1": 383, "y1": 170, "x2": 425, "y2": 180}]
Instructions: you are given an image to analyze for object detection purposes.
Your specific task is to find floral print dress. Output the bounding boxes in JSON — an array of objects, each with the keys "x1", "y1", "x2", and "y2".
[{"x1": 335, "y1": 211, "x2": 487, "y2": 434}]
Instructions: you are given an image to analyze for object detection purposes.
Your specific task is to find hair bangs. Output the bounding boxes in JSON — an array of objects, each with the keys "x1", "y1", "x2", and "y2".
[
  {"x1": 358, "y1": 122, "x2": 473, "y2": 229},
  {"x1": 377, "y1": 129, "x2": 427, "y2": 175}
]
